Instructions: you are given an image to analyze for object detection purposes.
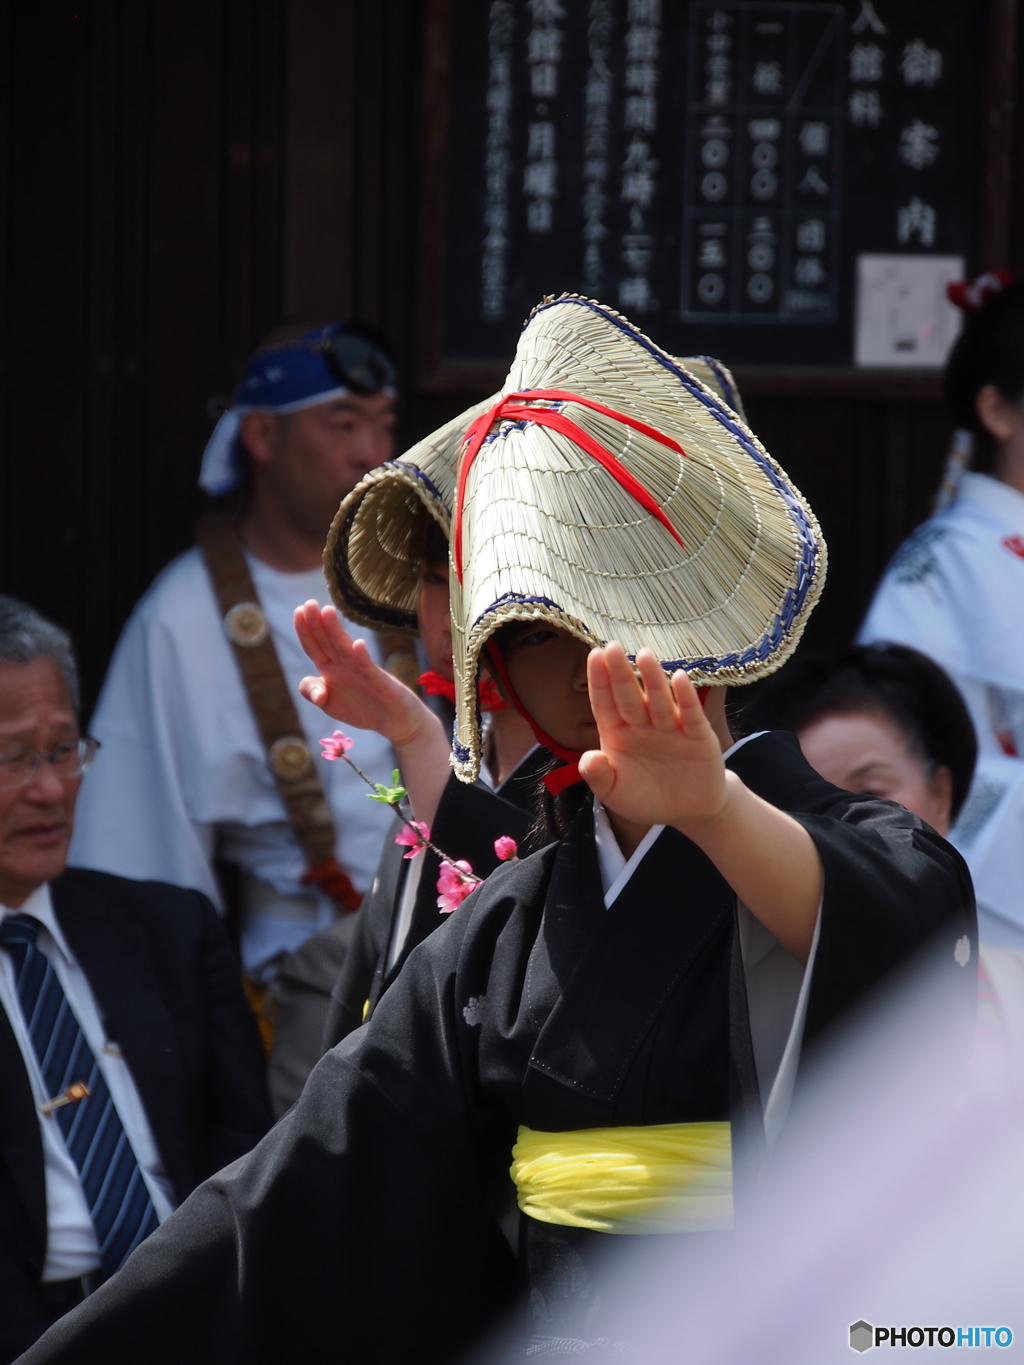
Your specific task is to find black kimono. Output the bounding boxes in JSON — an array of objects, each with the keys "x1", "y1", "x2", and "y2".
[
  {"x1": 323, "y1": 746, "x2": 550, "y2": 1046},
  {"x1": 22, "y1": 734, "x2": 976, "y2": 1365}
]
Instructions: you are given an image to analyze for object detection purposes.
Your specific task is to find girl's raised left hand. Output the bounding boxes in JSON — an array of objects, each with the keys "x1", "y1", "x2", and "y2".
[
  {"x1": 580, "y1": 642, "x2": 820, "y2": 962},
  {"x1": 579, "y1": 644, "x2": 728, "y2": 835}
]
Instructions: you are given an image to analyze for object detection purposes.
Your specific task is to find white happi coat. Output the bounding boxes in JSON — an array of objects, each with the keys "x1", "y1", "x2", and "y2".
[
  {"x1": 69, "y1": 548, "x2": 396, "y2": 973},
  {"x1": 859, "y1": 472, "x2": 1024, "y2": 947}
]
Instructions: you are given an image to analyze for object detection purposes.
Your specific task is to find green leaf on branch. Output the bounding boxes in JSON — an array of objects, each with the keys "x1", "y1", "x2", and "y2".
[{"x1": 367, "y1": 769, "x2": 409, "y2": 806}]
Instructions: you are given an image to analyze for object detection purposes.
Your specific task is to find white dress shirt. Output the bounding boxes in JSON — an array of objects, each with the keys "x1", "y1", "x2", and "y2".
[
  {"x1": 68, "y1": 547, "x2": 397, "y2": 974},
  {"x1": 0, "y1": 885, "x2": 175, "y2": 1282},
  {"x1": 592, "y1": 731, "x2": 821, "y2": 1147}
]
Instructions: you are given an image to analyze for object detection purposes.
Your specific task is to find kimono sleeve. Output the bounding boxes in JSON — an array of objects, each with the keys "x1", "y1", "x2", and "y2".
[
  {"x1": 730, "y1": 731, "x2": 977, "y2": 1050},
  {"x1": 798, "y1": 797, "x2": 976, "y2": 1047},
  {"x1": 322, "y1": 777, "x2": 534, "y2": 1051},
  {"x1": 430, "y1": 773, "x2": 535, "y2": 862},
  {"x1": 20, "y1": 903, "x2": 521, "y2": 1365}
]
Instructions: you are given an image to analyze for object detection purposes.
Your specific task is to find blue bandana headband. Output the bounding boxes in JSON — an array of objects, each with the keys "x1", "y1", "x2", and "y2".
[{"x1": 199, "y1": 323, "x2": 396, "y2": 494}]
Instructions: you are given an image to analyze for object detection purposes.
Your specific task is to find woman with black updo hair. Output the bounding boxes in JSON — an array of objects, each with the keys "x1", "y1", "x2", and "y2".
[{"x1": 861, "y1": 272, "x2": 1024, "y2": 950}]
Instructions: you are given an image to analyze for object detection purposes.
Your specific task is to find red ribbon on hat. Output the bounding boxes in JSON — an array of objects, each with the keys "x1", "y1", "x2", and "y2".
[
  {"x1": 484, "y1": 641, "x2": 710, "y2": 795},
  {"x1": 947, "y1": 270, "x2": 1013, "y2": 313},
  {"x1": 419, "y1": 670, "x2": 507, "y2": 712},
  {"x1": 453, "y1": 390, "x2": 687, "y2": 583}
]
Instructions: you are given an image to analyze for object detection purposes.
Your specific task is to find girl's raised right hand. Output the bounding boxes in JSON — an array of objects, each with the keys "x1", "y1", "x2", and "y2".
[{"x1": 295, "y1": 600, "x2": 431, "y2": 748}]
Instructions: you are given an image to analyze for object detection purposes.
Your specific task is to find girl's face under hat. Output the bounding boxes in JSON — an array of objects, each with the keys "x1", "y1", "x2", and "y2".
[
  {"x1": 494, "y1": 623, "x2": 595, "y2": 754},
  {"x1": 490, "y1": 622, "x2": 729, "y2": 761},
  {"x1": 416, "y1": 558, "x2": 454, "y2": 681}
]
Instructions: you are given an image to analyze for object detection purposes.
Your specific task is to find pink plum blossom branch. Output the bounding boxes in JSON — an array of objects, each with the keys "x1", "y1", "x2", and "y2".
[{"x1": 319, "y1": 729, "x2": 515, "y2": 912}]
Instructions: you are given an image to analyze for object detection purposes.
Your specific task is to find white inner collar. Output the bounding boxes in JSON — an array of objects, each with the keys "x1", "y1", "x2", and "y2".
[
  {"x1": 593, "y1": 731, "x2": 769, "y2": 908},
  {"x1": 593, "y1": 803, "x2": 663, "y2": 909}
]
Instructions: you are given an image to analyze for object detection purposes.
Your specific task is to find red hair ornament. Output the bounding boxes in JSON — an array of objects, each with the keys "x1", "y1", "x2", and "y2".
[{"x1": 947, "y1": 270, "x2": 1012, "y2": 313}]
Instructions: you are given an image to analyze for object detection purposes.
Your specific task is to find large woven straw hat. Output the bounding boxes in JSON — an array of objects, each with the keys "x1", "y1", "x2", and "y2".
[
  {"x1": 324, "y1": 353, "x2": 747, "y2": 634},
  {"x1": 448, "y1": 295, "x2": 825, "y2": 782}
]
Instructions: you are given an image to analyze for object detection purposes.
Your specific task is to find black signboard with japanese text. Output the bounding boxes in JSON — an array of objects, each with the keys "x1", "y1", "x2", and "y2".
[{"x1": 433, "y1": 0, "x2": 985, "y2": 373}]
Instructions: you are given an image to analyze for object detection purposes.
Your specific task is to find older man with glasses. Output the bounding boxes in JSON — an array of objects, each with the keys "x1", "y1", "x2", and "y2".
[{"x1": 0, "y1": 596, "x2": 270, "y2": 1363}]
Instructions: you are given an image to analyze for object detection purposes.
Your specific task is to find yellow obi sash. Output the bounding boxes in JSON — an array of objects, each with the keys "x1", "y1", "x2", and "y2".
[{"x1": 510, "y1": 1123, "x2": 733, "y2": 1235}]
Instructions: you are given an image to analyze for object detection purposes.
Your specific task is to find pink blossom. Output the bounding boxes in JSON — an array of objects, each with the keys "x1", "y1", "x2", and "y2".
[
  {"x1": 494, "y1": 835, "x2": 518, "y2": 862},
  {"x1": 319, "y1": 731, "x2": 353, "y2": 761},
  {"x1": 395, "y1": 821, "x2": 431, "y2": 860},
  {"x1": 436, "y1": 859, "x2": 478, "y2": 913}
]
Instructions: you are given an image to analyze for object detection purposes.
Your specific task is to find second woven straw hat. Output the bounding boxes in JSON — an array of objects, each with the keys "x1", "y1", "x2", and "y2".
[{"x1": 446, "y1": 295, "x2": 826, "y2": 782}]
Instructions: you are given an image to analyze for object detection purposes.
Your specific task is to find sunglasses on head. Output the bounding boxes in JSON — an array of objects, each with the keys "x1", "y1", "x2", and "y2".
[{"x1": 300, "y1": 330, "x2": 397, "y2": 396}]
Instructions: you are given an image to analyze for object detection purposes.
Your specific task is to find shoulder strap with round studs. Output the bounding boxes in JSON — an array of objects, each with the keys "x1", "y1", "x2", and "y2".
[{"x1": 194, "y1": 511, "x2": 361, "y2": 911}]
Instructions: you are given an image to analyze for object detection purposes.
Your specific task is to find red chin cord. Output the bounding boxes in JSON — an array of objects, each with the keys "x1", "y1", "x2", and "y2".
[
  {"x1": 484, "y1": 645, "x2": 584, "y2": 794},
  {"x1": 483, "y1": 643, "x2": 710, "y2": 797},
  {"x1": 419, "y1": 670, "x2": 507, "y2": 713}
]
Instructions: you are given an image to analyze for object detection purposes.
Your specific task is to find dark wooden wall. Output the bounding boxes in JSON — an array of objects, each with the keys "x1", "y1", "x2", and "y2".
[
  {"x1": 0, "y1": 0, "x2": 422, "y2": 714},
  {"x1": 0, "y1": 0, "x2": 1021, "y2": 714},
  {"x1": 742, "y1": 381, "x2": 952, "y2": 653}
]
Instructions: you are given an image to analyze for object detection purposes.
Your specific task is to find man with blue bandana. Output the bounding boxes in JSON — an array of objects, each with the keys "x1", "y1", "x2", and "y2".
[{"x1": 69, "y1": 324, "x2": 400, "y2": 987}]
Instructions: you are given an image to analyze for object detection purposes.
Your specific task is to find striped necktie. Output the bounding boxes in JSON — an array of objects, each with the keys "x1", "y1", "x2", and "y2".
[{"x1": 0, "y1": 913, "x2": 158, "y2": 1278}]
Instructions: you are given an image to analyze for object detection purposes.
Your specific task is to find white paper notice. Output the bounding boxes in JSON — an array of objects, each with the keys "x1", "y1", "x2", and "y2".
[{"x1": 855, "y1": 254, "x2": 964, "y2": 367}]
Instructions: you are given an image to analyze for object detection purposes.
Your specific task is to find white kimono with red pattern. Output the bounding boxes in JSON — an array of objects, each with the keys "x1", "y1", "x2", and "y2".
[{"x1": 860, "y1": 472, "x2": 1024, "y2": 947}]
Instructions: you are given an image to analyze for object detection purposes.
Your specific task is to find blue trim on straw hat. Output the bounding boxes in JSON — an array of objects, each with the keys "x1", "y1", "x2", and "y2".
[{"x1": 687, "y1": 354, "x2": 738, "y2": 412}]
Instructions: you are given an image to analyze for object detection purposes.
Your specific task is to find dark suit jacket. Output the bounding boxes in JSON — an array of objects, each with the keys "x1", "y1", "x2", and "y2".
[{"x1": 0, "y1": 868, "x2": 271, "y2": 1361}]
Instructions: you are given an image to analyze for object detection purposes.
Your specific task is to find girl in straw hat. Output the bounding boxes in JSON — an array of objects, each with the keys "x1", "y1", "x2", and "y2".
[
  {"x1": 29, "y1": 300, "x2": 976, "y2": 1365},
  {"x1": 299, "y1": 350, "x2": 750, "y2": 1047}
]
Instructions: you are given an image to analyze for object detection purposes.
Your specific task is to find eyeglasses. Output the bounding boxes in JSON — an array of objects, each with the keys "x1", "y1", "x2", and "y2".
[
  {"x1": 0, "y1": 737, "x2": 100, "y2": 791},
  {"x1": 303, "y1": 331, "x2": 398, "y2": 396}
]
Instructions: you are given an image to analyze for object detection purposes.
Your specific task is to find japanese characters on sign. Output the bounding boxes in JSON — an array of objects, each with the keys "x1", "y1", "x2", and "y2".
[
  {"x1": 523, "y1": 0, "x2": 566, "y2": 234},
  {"x1": 617, "y1": 0, "x2": 662, "y2": 314},
  {"x1": 844, "y1": 1, "x2": 945, "y2": 248},
  {"x1": 481, "y1": 1, "x2": 516, "y2": 321},
  {"x1": 455, "y1": 0, "x2": 979, "y2": 362},
  {"x1": 682, "y1": 3, "x2": 844, "y2": 323},
  {"x1": 582, "y1": 0, "x2": 615, "y2": 294}
]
